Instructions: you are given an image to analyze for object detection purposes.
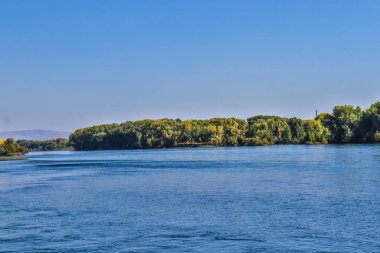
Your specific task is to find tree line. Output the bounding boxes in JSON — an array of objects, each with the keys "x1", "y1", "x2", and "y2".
[
  {"x1": 17, "y1": 138, "x2": 70, "y2": 151},
  {"x1": 68, "y1": 102, "x2": 380, "y2": 150}
]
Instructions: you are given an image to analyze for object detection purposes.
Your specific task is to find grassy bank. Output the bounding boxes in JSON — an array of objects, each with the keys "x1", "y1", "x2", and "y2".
[{"x1": 0, "y1": 157, "x2": 29, "y2": 161}]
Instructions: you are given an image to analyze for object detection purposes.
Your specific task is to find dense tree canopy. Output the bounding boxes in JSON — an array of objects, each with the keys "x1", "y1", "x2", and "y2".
[
  {"x1": 303, "y1": 120, "x2": 330, "y2": 144},
  {"x1": 17, "y1": 138, "x2": 70, "y2": 151},
  {"x1": 0, "y1": 138, "x2": 28, "y2": 156},
  {"x1": 357, "y1": 102, "x2": 380, "y2": 142},
  {"x1": 68, "y1": 101, "x2": 380, "y2": 151},
  {"x1": 330, "y1": 105, "x2": 362, "y2": 143},
  {"x1": 3, "y1": 101, "x2": 378, "y2": 155}
]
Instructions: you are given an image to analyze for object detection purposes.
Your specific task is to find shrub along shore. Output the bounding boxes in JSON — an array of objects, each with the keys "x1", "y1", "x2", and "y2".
[
  {"x1": 0, "y1": 138, "x2": 28, "y2": 156},
  {"x1": 68, "y1": 102, "x2": 380, "y2": 151}
]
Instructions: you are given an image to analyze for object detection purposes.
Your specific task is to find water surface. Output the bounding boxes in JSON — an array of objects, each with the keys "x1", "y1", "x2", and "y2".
[{"x1": 1, "y1": 145, "x2": 380, "y2": 252}]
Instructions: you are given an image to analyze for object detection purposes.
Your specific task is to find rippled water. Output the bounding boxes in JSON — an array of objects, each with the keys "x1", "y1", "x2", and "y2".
[{"x1": 1, "y1": 145, "x2": 380, "y2": 252}]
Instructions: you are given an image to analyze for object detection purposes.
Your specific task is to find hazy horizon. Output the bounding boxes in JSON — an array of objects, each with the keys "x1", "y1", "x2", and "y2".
[{"x1": 1, "y1": 0, "x2": 380, "y2": 132}]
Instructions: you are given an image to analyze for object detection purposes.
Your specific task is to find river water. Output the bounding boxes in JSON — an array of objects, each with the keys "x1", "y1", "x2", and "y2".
[{"x1": 1, "y1": 145, "x2": 379, "y2": 252}]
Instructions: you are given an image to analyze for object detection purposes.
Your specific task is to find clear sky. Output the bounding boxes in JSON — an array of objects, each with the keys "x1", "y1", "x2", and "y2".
[{"x1": 1, "y1": 0, "x2": 380, "y2": 131}]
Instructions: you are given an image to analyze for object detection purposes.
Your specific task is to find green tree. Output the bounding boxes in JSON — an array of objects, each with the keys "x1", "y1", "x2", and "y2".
[
  {"x1": 245, "y1": 119, "x2": 274, "y2": 146},
  {"x1": 303, "y1": 120, "x2": 330, "y2": 144},
  {"x1": 329, "y1": 105, "x2": 362, "y2": 143},
  {"x1": 0, "y1": 138, "x2": 28, "y2": 156},
  {"x1": 357, "y1": 102, "x2": 380, "y2": 142},
  {"x1": 287, "y1": 117, "x2": 305, "y2": 143}
]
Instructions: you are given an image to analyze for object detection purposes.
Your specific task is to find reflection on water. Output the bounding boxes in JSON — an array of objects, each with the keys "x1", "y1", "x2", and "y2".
[{"x1": 1, "y1": 145, "x2": 380, "y2": 252}]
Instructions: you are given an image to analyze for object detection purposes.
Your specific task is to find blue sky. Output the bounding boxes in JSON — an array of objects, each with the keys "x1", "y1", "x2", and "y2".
[{"x1": 1, "y1": 0, "x2": 380, "y2": 131}]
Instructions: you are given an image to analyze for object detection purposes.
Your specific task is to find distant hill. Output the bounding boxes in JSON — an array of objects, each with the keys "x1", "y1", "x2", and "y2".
[{"x1": 0, "y1": 129, "x2": 70, "y2": 141}]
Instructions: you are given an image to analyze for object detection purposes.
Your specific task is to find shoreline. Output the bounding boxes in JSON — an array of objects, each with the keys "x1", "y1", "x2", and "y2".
[
  {"x1": 0, "y1": 157, "x2": 29, "y2": 161},
  {"x1": 29, "y1": 142, "x2": 380, "y2": 152}
]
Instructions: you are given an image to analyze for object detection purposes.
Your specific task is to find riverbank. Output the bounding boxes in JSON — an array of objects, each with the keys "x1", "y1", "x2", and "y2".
[{"x1": 0, "y1": 157, "x2": 28, "y2": 161}]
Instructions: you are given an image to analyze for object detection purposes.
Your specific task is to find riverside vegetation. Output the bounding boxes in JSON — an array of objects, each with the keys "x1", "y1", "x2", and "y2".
[
  {"x1": 6, "y1": 102, "x2": 380, "y2": 153},
  {"x1": 0, "y1": 138, "x2": 28, "y2": 157},
  {"x1": 17, "y1": 138, "x2": 71, "y2": 151},
  {"x1": 0, "y1": 138, "x2": 70, "y2": 158},
  {"x1": 68, "y1": 102, "x2": 380, "y2": 150}
]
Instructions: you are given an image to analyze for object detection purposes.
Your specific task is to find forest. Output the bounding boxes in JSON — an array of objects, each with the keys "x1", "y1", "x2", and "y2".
[
  {"x1": 69, "y1": 102, "x2": 380, "y2": 150},
  {"x1": 17, "y1": 138, "x2": 70, "y2": 151}
]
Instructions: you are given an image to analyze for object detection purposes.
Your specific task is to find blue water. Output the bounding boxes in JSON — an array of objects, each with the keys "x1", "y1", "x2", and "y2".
[{"x1": 1, "y1": 145, "x2": 380, "y2": 252}]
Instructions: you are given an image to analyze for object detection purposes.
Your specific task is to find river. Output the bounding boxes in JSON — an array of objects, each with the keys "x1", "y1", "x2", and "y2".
[{"x1": 1, "y1": 145, "x2": 379, "y2": 252}]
